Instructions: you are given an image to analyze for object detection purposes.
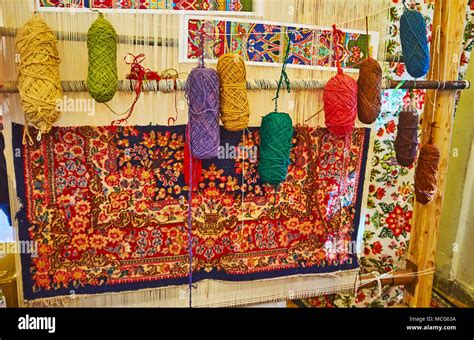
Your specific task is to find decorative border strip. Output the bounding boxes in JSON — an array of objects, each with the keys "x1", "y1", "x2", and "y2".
[
  {"x1": 179, "y1": 15, "x2": 379, "y2": 72},
  {"x1": 37, "y1": 0, "x2": 261, "y2": 16}
]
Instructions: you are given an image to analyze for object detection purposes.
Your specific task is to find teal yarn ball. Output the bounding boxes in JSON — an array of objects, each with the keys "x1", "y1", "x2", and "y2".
[
  {"x1": 87, "y1": 13, "x2": 118, "y2": 103},
  {"x1": 400, "y1": 9, "x2": 430, "y2": 78},
  {"x1": 258, "y1": 112, "x2": 294, "y2": 186}
]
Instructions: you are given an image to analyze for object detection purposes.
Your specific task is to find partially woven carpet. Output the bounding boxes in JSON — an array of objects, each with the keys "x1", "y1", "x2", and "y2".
[{"x1": 13, "y1": 123, "x2": 369, "y2": 306}]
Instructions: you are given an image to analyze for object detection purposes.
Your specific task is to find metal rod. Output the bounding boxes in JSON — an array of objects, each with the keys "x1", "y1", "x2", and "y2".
[
  {"x1": 388, "y1": 79, "x2": 470, "y2": 90},
  {"x1": 0, "y1": 79, "x2": 469, "y2": 94},
  {"x1": 0, "y1": 26, "x2": 176, "y2": 47}
]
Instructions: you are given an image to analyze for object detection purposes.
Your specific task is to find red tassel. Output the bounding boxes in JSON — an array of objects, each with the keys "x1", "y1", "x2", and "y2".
[{"x1": 184, "y1": 127, "x2": 202, "y2": 188}]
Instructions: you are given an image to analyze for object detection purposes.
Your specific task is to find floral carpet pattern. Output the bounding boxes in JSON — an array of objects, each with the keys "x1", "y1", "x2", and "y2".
[{"x1": 13, "y1": 124, "x2": 369, "y2": 300}]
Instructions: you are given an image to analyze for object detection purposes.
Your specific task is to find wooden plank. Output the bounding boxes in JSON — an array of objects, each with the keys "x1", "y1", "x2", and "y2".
[{"x1": 404, "y1": 0, "x2": 467, "y2": 307}]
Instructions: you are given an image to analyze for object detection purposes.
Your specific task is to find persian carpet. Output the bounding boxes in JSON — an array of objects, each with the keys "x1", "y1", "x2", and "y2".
[{"x1": 13, "y1": 123, "x2": 369, "y2": 306}]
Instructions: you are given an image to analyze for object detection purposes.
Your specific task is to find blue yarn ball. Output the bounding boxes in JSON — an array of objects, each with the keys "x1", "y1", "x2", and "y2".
[{"x1": 400, "y1": 9, "x2": 430, "y2": 78}]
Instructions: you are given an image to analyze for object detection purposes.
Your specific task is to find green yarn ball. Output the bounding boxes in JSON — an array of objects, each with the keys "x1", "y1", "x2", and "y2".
[
  {"x1": 258, "y1": 111, "x2": 294, "y2": 187},
  {"x1": 87, "y1": 13, "x2": 117, "y2": 103}
]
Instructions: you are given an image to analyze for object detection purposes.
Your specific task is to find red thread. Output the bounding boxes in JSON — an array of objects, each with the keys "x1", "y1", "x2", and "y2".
[
  {"x1": 183, "y1": 127, "x2": 202, "y2": 188},
  {"x1": 112, "y1": 54, "x2": 173, "y2": 126}
]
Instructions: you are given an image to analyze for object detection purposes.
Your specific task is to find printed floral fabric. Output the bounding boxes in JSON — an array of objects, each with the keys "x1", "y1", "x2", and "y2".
[
  {"x1": 39, "y1": 0, "x2": 253, "y2": 12},
  {"x1": 185, "y1": 17, "x2": 371, "y2": 69},
  {"x1": 13, "y1": 124, "x2": 369, "y2": 300},
  {"x1": 299, "y1": 0, "x2": 473, "y2": 308}
]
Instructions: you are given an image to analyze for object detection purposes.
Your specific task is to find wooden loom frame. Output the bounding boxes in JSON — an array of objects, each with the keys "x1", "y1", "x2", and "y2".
[{"x1": 0, "y1": 0, "x2": 469, "y2": 307}]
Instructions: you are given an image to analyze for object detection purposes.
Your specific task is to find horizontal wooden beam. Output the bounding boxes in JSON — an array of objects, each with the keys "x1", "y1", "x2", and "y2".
[
  {"x1": 359, "y1": 268, "x2": 418, "y2": 290},
  {"x1": 0, "y1": 79, "x2": 469, "y2": 94}
]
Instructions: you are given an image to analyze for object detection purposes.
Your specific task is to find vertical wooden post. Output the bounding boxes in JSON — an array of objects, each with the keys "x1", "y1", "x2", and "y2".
[{"x1": 404, "y1": 0, "x2": 467, "y2": 307}]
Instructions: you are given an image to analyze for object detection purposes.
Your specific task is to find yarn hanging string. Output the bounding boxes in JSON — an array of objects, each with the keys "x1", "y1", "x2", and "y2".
[
  {"x1": 15, "y1": 14, "x2": 62, "y2": 144},
  {"x1": 357, "y1": 16, "x2": 382, "y2": 125},
  {"x1": 217, "y1": 54, "x2": 250, "y2": 131},
  {"x1": 399, "y1": 0, "x2": 430, "y2": 78},
  {"x1": 414, "y1": 129, "x2": 440, "y2": 205},
  {"x1": 185, "y1": 32, "x2": 220, "y2": 159},
  {"x1": 395, "y1": 95, "x2": 419, "y2": 167},
  {"x1": 110, "y1": 53, "x2": 178, "y2": 125},
  {"x1": 258, "y1": 33, "x2": 294, "y2": 188},
  {"x1": 87, "y1": 13, "x2": 118, "y2": 103},
  {"x1": 323, "y1": 24, "x2": 358, "y2": 137}
]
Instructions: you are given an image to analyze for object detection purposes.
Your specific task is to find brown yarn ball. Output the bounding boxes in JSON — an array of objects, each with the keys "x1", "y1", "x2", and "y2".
[
  {"x1": 414, "y1": 143, "x2": 440, "y2": 205},
  {"x1": 394, "y1": 107, "x2": 419, "y2": 167},
  {"x1": 357, "y1": 58, "x2": 382, "y2": 124}
]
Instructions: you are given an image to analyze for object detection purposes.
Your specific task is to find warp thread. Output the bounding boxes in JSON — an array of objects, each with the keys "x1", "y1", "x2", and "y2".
[
  {"x1": 185, "y1": 63, "x2": 220, "y2": 159},
  {"x1": 324, "y1": 25, "x2": 358, "y2": 137},
  {"x1": 414, "y1": 142, "x2": 440, "y2": 205},
  {"x1": 400, "y1": 5, "x2": 430, "y2": 78},
  {"x1": 258, "y1": 34, "x2": 293, "y2": 187},
  {"x1": 87, "y1": 13, "x2": 118, "y2": 103},
  {"x1": 15, "y1": 14, "x2": 62, "y2": 142},
  {"x1": 394, "y1": 104, "x2": 419, "y2": 167},
  {"x1": 217, "y1": 54, "x2": 250, "y2": 131}
]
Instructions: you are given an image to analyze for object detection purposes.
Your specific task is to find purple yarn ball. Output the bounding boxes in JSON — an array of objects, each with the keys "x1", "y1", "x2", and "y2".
[{"x1": 185, "y1": 66, "x2": 220, "y2": 159}]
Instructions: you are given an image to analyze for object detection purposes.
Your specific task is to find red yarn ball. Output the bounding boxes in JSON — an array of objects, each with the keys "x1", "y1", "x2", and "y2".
[{"x1": 323, "y1": 71, "x2": 358, "y2": 137}]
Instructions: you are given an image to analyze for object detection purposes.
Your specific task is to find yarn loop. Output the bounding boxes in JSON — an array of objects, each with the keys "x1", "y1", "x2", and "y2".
[
  {"x1": 258, "y1": 112, "x2": 294, "y2": 186},
  {"x1": 394, "y1": 105, "x2": 419, "y2": 167},
  {"x1": 400, "y1": 8, "x2": 430, "y2": 78},
  {"x1": 258, "y1": 34, "x2": 293, "y2": 187},
  {"x1": 217, "y1": 54, "x2": 250, "y2": 131},
  {"x1": 15, "y1": 14, "x2": 62, "y2": 140},
  {"x1": 324, "y1": 73, "x2": 358, "y2": 137},
  {"x1": 323, "y1": 25, "x2": 358, "y2": 137},
  {"x1": 414, "y1": 143, "x2": 440, "y2": 205},
  {"x1": 87, "y1": 13, "x2": 118, "y2": 103},
  {"x1": 357, "y1": 58, "x2": 382, "y2": 124},
  {"x1": 185, "y1": 65, "x2": 220, "y2": 159}
]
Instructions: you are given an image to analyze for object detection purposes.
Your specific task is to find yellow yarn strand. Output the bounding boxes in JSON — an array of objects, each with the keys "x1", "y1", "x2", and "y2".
[
  {"x1": 15, "y1": 14, "x2": 62, "y2": 143},
  {"x1": 217, "y1": 54, "x2": 250, "y2": 131}
]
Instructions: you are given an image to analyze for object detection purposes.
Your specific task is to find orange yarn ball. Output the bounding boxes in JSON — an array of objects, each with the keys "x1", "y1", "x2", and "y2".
[{"x1": 323, "y1": 71, "x2": 358, "y2": 137}]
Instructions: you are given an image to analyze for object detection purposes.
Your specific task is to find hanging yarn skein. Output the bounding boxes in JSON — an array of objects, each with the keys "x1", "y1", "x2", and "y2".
[
  {"x1": 258, "y1": 35, "x2": 294, "y2": 187},
  {"x1": 399, "y1": 2, "x2": 430, "y2": 78},
  {"x1": 394, "y1": 100, "x2": 419, "y2": 167},
  {"x1": 15, "y1": 14, "x2": 62, "y2": 140},
  {"x1": 414, "y1": 141, "x2": 440, "y2": 205},
  {"x1": 185, "y1": 33, "x2": 220, "y2": 159},
  {"x1": 324, "y1": 25, "x2": 358, "y2": 137},
  {"x1": 217, "y1": 54, "x2": 250, "y2": 131},
  {"x1": 357, "y1": 17, "x2": 382, "y2": 125},
  {"x1": 87, "y1": 13, "x2": 118, "y2": 103}
]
